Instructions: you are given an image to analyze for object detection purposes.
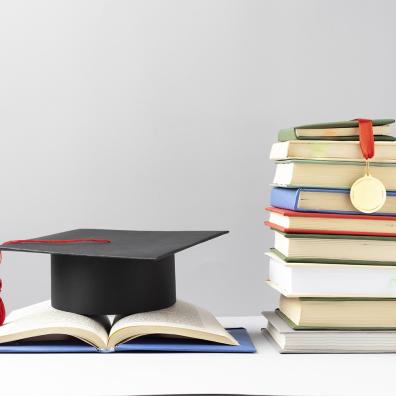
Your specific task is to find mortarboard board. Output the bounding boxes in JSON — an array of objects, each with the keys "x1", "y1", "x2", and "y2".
[{"x1": 0, "y1": 229, "x2": 228, "y2": 318}]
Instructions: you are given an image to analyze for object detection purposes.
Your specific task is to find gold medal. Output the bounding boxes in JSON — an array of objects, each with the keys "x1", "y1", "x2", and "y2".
[{"x1": 350, "y1": 161, "x2": 386, "y2": 213}]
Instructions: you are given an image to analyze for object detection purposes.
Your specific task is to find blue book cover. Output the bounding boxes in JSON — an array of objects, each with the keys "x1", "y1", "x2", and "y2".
[
  {"x1": 271, "y1": 187, "x2": 396, "y2": 215},
  {"x1": 0, "y1": 328, "x2": 256, "y2": 353},
  {"x1": 270, "y1": 187, "x2": 300, "y2": 211}
]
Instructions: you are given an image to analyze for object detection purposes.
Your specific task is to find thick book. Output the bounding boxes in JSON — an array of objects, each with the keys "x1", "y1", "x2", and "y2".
[
  {"x1": 279, "y1": 296, "x2": 396, "y2": 329},
  {"x1": 278, "y1": 119, "x2": 394, "y2": 141},
  {"x1": 266, "y1": 250, "x2": 396, "y2": 297},
  {"x1": 270, "y1": 140, "x2": 396, "y2": 161},
  {"x1": 270, "y1": 187, "x2": 396, "y2": 215},
  {"x1": 271, "y1": 229, "x2": 396, "y2": 264},
  {"x1": 265, "y1": 207, "x2": 396, "y2": 236},
  {"x1": 272, "y1": 159, "x2": 396, "y2": 190},
  {"x1": 0, "y1": 301, "x2": 256, "y2": 353},
  {"x1": 262, "y1": 311, "x2": 396, "y2": 353}
]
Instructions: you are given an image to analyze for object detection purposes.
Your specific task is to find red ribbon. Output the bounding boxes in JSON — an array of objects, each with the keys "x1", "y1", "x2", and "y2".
[
  {"x1": 355, "y1": 118, "x2": 375, "y2": 160},
  {"x1": 0, "y1": 280, "x2": 4, "y2": 326},
  {"x1": 0, "y1": 238, "x2": 111, "y2": 326},
  {"x1": 2, "y1": 239, "x2": 111, "y2": 246}
]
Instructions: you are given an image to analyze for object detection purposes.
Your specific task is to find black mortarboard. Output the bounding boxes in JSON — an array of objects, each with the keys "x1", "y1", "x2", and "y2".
[{"x1": 0, "y1": 229, "x2": 228, "y2": 316}]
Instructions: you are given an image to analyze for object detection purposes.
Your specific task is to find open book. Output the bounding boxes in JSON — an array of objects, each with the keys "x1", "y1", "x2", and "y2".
[{"x1": 0, "y1": 300, "x2": 239, "y2": 351}]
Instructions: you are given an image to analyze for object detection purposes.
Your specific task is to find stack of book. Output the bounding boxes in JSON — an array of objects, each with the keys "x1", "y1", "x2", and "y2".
[{"x1": 262, "y1": 119, "x2": 396, "y2": 353}]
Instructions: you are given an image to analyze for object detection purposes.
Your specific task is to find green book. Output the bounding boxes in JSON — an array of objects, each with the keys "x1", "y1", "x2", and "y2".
[
  {"x1": 270, "y1": 221, "x2": 396, "y2": 264},
  {"x1": 272, "y1": 158, "x2": 396, "y2": 190},
  {"x1": 278, "y1": 118, "x2": 395, "y2": 142},
  {"x1": 269, "y1": 247, "x2": 396, "y2": 265},
  {"x1": 273, "y1": 229, "x2": 396, "y2": 240},
  {"x1": 277, "y1": 294, "x2": 396, "y2": 330},
  {"x1": 275, "y1": 309, "x2": 396, "y2": 331}
]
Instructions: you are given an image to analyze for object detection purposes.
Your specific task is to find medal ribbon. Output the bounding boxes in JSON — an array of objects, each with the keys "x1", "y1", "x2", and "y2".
[
  {"x1": 0, "y1": 238, "x2": 111, "y2": 326},
  {"x1": 355, "y1": 118, "x2": 375, "y2": 160}
]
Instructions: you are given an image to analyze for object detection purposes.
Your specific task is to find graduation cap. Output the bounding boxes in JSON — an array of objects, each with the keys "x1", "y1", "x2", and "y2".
[{"x1": 0, "y1": 229, "x2": 228, "y2": 319}]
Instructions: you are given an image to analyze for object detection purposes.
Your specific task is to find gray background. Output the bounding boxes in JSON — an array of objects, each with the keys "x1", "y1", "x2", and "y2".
[{"x1": 0, "y1": 0, "x2": 394, "y2": 315}]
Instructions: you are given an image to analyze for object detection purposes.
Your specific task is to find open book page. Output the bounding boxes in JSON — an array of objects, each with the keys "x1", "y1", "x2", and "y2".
[
  {"x1": 0, "y1": 301, "x2": 110, "y2": 349},
  {"x1": 108, "y1": 300, "x2": 238, "y2": 348}
]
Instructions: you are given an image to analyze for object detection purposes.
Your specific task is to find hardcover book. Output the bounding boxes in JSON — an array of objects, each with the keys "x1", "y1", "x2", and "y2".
[
  {"x1": 265, "y1": 207, "x2": 396, "y2": 236},
  {"x1": 270, "y1": 187, "x2": 396, "y2": 215},
  {"x1": 278, "y1": 296, "x2": 396, "y2": 329},
  {"x1": 0, "y1": 301, "x2": 256, "y2": 353},
  {"x1": 278, "y1": 119, "x2": 394, "y2": 142},
  {"x1": 262, "y1": 311, "x2": 396, "y2": 353},
  {"x1": 272, "y1": 159, "x2": 396, "y2": 190},
  {"x1": 271, "y1": 229, "x2": 396, "y2": 264},
  {"x1": 270, "y1": 140, "x2": 396, "y2": 161},
  {"x1": 266, "y1": 250, "x2": 396, "y2": 297}
]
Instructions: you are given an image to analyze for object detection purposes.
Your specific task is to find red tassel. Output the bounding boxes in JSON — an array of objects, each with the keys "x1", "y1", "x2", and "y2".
[
  {"x1": 355, "y1": 118, "x2": 375, "y2": 160},
  {"x1": 2, "y1": 238, "x2": 111, "y2": 246},
  {"x1": 0, "y1": 280, "x2": 5, "y2": 326}
]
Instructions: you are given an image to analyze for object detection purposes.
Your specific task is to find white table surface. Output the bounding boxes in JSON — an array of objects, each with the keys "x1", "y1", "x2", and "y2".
[{"x1": 1, "y1": 315, "x2": 395, "y2": 396}]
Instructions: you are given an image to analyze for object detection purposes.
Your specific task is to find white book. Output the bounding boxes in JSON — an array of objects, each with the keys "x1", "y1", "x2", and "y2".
[
  {"x1": 263, "y1": 311, "x2": 396, "y2": 353},
  {"x1": 266, "y1": 251, "x2": 396, "y2": 297}
]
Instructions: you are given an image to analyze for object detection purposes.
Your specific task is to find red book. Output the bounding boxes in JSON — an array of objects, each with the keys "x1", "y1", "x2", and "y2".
[{"x1": 265, "y1": 207, "x2": 396, "y2": 236}]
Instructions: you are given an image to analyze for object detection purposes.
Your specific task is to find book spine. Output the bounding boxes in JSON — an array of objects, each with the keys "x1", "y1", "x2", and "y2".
[
  {"x1": 98, "y1": 348, "x2": 115, "y2": 353},
  {"x1": 270, "y1": 188, "x2": 299, "y2": 211},
  {"x1": 277, "y1": 128, "x2": 297, "y2": 142},
  {"x1": 296, "y1": 135, "x2": 396, "y2": 141},
  {"x1": 266, "y1": 221, "x2": 396, "y2": 237}
]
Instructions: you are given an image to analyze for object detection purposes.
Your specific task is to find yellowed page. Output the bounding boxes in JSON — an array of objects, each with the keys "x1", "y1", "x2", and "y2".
[
  {"x1": 0, "y1": 301, "x2": 109, "y2": 349},
  {"x1": 108, "y1": 300, "x2": 238, "y2": 348}
]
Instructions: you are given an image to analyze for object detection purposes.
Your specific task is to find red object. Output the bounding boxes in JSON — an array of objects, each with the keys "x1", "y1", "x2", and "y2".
[
  {"x1": 0, "y1": 238, "x2": 111, "y2": 326},
  {"x1": 2, "y1": 238, "x2": 111, "y2": 246},
  {"x1": 0, "y1": 280, "x2": 5, "y2": 326},
  {"x1": 265, "y1": 207, "x2": 396, "y2": 237},
  {"x1": 266, "y1": 207, "x2": 396, "y2": 221},
  {"x1": 265, "y1": 221, "x2": 396, "y2": 237},
  {"x1": 355, "y1": 118, "x2": 375, "y2": 160}
]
